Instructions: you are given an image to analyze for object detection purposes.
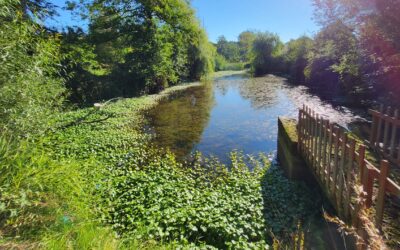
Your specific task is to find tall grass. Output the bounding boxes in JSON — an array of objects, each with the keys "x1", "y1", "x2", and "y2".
[{"x1": 0, "y1": 136, "x2": 120, "y2": 248}]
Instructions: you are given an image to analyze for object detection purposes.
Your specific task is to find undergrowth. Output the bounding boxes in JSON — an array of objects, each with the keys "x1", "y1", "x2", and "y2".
[{"x1": 0, "y1": 84, "x2": 319, "y2": 249}]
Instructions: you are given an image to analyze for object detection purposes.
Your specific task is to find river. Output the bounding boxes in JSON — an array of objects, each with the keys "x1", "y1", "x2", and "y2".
[
  {"x1": 144, "y1": 71, "x2": 375, "y2": 249},
  {"x1": 146, "y1": 71, "x2": 368, "y2": 163}
]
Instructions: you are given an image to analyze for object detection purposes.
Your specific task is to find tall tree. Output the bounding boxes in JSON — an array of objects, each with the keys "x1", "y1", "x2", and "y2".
[
  {"x1": 216, "y1": 36, "x2": 240, "y2": 62},
  {"x1": 313, "y1": 0, "x2": 400, "y2": 102},
  {"x1": 63, "y1": 0, "x2": 214, "y2": 99},
  {"x1": 238, "y1": 31, "x2": 256, "y2": 62},
  {"x1": 305, "y1": 20, "x2": 361, "y2": 92},
  {"x1": 284, "y1": 36, "x2": 313, "y2": 83},
  {"x1": 251, "y1": 32, "x2": 283, "y2": 76}
]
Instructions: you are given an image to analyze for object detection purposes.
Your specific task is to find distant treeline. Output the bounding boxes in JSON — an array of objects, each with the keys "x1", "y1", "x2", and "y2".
[{"x1": 214, "y1": 0, "x2": 400, "y2": 106}]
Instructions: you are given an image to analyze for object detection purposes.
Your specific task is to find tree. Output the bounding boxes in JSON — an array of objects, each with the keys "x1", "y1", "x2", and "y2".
[
  {"x1": 216, "y1": 36, "x2": 240, "y2": 62},
  {"x1": 238, "y1": 31, "x2": 256, "y2": 62},
  {"x1": 305, "y1": 20, "x2": 361, "y2": 93},
  {"x1": 283, "y1": 36, "x2": 313, "y2": 83},
  {"x1": 313, "y1": 0, "x2": 400, "y2": 102},
  {"x1": 250, "y1": 32, "x2": 283, "y2": 76},
  {"x1": 0, "y1": 0, "x2": 66, "y2": 136},
  {"x1": 62, "y1": 0, "x2": 214, "y2": 99}
]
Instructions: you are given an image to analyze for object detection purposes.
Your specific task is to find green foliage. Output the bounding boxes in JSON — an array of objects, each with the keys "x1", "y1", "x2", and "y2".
[
  {"x1": 283, "y1": 36, "x2": 313, "y2": 83},
  {"x1": 214, "y1": 54, "x2": 244, "y2": 71},
  {"x1": 0, "y1": 0, "x2": 66, "y2": 136},
  {"x1": 104, "y1": 151, "x2": 269, "y2": 249},
  {"x1": 222, "y1": 62, "x2": 245, "y2": 71},
  {"x1": 214, "y1": 53, "x2": 228, "y2": 71},
  {"x1": 0, "y1": 136, "x2": 96, "y2": 240},
  {"x1": 61, "y1": 0, "x2": 215, "y2": 101},
  {"x1": 261, "y1": 166, "x2": 318, "y2": 238},
  {"x1": 238, "y1": 31, "x2": 256, "y2": 62},
  {"x1": 312, "y1": 0, "x2": 400, "y2": 103},
  {"x1": 250, "y1": 32, "x2": 284, "y2": 76},
  {"x1": 216, "y1": 36, "x2": 241, "y2": 63},
  {"x1": 305, "y1": 20, "x2": 361, "y2": 92}
]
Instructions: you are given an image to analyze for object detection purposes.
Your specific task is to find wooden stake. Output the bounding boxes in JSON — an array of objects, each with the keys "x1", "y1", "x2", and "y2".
[
  {"x1": 376, "y1": 104, "x2": 384, "y2": 149},
  {"x1": 382, "y1": 107, "x2": 392, "y2": 153},
  {"x1": 332, "y1": 127, "x2": 340, "y2": 198},
  {"x1": 337, "y1": 133, "x2": 348, "y2": 216},
  {"x1": 389, "y1": 109, "x2": 398, "y2": 157},
  {"x1": 344, "y1": 138, "x2": 356, "y2": 220},
  {"x1": 327, "y1": 123, "x2": 334, "y2": 186},
  {"x1": 376, "y1": 160, "x2": 389, "y2": 230}
]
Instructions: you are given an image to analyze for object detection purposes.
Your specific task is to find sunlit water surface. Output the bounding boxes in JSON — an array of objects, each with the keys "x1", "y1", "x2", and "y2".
[
  {"x1": 145, "y1": 71, "x2": 372, "y2": 249},
  {"x1": 146, "y1": 71, "x2": 368, "y2": 162}
]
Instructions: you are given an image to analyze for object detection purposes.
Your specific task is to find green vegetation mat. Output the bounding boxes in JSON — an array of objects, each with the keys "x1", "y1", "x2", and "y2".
[{"x1": 0, "y1": 83, "x2": 318, "y2": 249}]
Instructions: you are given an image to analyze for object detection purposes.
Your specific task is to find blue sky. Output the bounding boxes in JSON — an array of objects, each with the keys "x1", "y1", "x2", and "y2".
[
  {"x1": 192, "y1": 0, "x2": 319, "y2": 43},
  {"x1": 47, "y1": 0, "x2": 319, "y2": 42}
]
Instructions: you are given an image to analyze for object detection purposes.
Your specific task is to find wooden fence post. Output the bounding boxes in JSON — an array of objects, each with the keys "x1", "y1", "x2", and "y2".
[
  {"x1": 376, "y1": 160, "x2": 389, "y2": 230},
  {"x1": 358, "y1": 145, "x2": 366, "y2": 184},
  {"x1": 337, "y1": 133, "x2": 348, "y2": 216},
  {"x1": 389, "y1": 109, "x2": 398, "y2": 157},
  {"x1": 332, "y1": 127, "x2": 340, "y2": 197},
  {"x1": 376, "y1": 104, "x2": 384, "y2": 148},
  {"x1": 327, "y1": 123, "x2": 334, "y2": 185},
  {"x1": 345, "y1": 139, "x2": 356, "y2": 220},
  {"x1": 382, "y1": 107, "x2": 391, "y2": 154},
  {"x1": 298, "y1": 108, "x2": 302, "y2": 152}
]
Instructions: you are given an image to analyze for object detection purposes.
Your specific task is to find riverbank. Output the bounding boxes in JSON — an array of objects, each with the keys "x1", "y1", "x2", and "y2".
[
  {"x1": 1, "y1": 77, "x2": 323, "y2": 249},
  {"x1": 0, "y1": 82, "x2": 204, "y2": 249}
]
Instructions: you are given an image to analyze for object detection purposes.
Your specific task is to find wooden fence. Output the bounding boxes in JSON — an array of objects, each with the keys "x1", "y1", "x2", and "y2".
[
  {"x1": 297, "y1": 105, "x2": 400, "y2": 230},
  {"x1": 369, "y1": 105, "x2": 400, "y2": 165}
]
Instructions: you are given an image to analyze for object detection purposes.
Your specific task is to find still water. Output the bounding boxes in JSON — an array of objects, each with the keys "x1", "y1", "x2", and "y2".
[
  {"x1": 146, "y1": 71, "x2": 369, "y2": 248},
  {"x1": 146, "y1": 71, "x2": 367, "y2": 162}
]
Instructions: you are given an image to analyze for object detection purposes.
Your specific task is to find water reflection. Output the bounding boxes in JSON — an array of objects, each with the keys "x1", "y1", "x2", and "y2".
[
  {"x1": 146, "y1": 84, "x2": 214, "y2": 158},
  {"x1": 147, "y1": 72, "x2": 368, "y2": 162}
]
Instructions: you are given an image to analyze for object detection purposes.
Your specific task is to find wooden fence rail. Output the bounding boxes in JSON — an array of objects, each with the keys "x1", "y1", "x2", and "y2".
[
  {"x1": 298, "y1": 105, "x2": 400, "y2": 230},
  {"x1": 369, "y1": 105, "x2": 400, "y2": 166}
]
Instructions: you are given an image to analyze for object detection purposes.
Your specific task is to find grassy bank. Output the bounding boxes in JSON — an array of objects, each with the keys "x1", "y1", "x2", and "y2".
[{"x1": 0, "y1": 80, "x2": 317, "y2": 249}]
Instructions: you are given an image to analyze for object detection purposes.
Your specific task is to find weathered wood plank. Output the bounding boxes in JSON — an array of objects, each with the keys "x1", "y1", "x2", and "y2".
[
  {"x1": 332, "y1": 127, "x2": 340, "y2": 197},
  {"x1": 376, "y1": 160, "x2": 389, "y2": 230},
  {"x1": 370, "y1": 113, "x2": 378, "y2": 146},
  {"x1": 314, "y1": 115, "x2": 320, "y2": 174},
  {"x1": 362, "y1": 166, "x2": 374, "y2": 208},
  {"x1": 389, "y1": 109, "x2": 398, "y2": 157},
  {"x1": 370, "y1": 108, "x2": 400, "y2": 125},
  {"x1": 311, "y1": 113, "x2": 316, "y2": 168},
  {"x1": 318, "y1": 118, "x2": 324, "y2": 178},
  {"x1": 337, "y1": 133, "x2": 348, "y2": 216},
  {"x1": 344, "y1": 139, "x2": 356, "y2": 220},
  {"x1": 376, "y1": 104, "x2": 384, "y2": 148},
  {"x1": 298, "y1": 109, "x2": 303, "y2": 152},
  {"x1": 326, "y1": 123, "x2": 334, "y2": 185},
  {"x1": 321, "y1": 120, "x2": 329, "y2": 181},
  {"x1": 358, "y1": 145, "x2": 366, "y2": 184},
  {"x1": 382, "y1": 107, "x2": 392, "y2": 153}
]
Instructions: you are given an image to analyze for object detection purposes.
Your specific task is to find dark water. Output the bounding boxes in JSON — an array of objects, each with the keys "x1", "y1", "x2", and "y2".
[{"x1": 146, "y1": 71, "x2": 368, "y2": 162}]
